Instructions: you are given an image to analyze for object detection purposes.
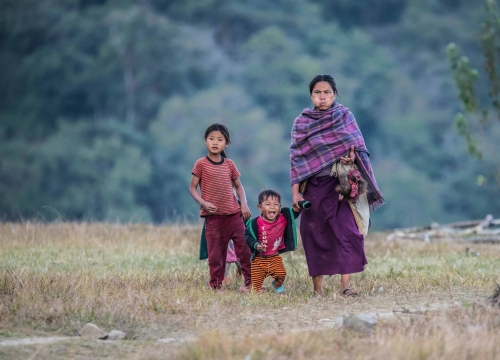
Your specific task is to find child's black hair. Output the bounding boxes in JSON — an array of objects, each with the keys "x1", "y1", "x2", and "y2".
[
  {"x1": 258, "y1": 189, "x2": 281, "y2": 204},
  {"x1": 309, "y1": 74, "x2": 339, "y2": 96},
  {"x1": 204, "y1": 123, "x2": 231, "y2": 158}
]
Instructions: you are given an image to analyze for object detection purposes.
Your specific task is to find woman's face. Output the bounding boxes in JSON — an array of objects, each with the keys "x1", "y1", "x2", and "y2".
[{"x1": 311, "y1": 81, "x2": 336, "y2": 110}]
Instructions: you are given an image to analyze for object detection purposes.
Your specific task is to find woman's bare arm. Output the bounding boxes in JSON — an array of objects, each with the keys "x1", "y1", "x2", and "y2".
[{"x1": 292, "y1": 183, "x2": 304, "y2": 212}]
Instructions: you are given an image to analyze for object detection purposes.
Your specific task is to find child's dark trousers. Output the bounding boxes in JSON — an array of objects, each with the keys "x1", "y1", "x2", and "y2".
[{"x1": 204, "y1": 212, "x2": 251, "y2": 289}]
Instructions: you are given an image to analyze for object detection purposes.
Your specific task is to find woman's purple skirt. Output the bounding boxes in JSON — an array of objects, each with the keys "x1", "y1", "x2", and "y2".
[{"x1": 300, "y1": 175, "x2": 367, "y2": 276}]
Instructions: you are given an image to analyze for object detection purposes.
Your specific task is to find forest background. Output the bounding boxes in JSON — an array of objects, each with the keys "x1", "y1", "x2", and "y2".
[{"x1": 1, "y1": 0, "x2": 499, "y2": 230}]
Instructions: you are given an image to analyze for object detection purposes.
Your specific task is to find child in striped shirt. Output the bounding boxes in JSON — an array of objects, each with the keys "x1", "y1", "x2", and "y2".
[{"x1": 189, "y1": 123, "x2": 253, "y2": 291}]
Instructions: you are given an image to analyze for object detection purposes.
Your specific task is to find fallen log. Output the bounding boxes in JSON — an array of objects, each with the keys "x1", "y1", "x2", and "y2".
[
  {"x1": 443, "y1": 215, "x2": 500, "y2": 229},
  {"x1": 457, "y1": 236, "x2": 500, "y2": 244},
  {"x1": 386, "y1": 214, "x2": 500, "y2": 244}
]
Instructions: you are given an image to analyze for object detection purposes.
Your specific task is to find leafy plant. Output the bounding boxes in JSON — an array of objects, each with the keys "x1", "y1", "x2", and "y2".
[{"x1": 447, "y1": 0, "x2": 500, "y2": 187}]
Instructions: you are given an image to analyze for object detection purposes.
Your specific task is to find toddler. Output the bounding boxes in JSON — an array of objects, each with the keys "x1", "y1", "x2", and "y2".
[{"x1": 244, "y1": 190, "x2": 307, "y2": 293}]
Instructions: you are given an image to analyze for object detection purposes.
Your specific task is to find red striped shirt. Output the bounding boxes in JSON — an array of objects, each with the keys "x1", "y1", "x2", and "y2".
[{"x1": 192, "y1": 156, "x2": 241, "y2": 217}]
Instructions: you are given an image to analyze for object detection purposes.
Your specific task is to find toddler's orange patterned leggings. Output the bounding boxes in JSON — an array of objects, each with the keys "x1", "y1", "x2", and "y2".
[{"x1": 251, "y1": 254, "x2": 286, "y2": 292}]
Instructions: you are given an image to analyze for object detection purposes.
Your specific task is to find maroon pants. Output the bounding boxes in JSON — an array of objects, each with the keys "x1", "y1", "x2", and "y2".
[{"x1": 204, "y1": 212, "x2": 251, "y2": 289}]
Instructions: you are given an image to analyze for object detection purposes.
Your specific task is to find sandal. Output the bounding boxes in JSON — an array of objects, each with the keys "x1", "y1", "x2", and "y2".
[{"x1": 342, "y1": 288, "x2": 359, "y2": 297}]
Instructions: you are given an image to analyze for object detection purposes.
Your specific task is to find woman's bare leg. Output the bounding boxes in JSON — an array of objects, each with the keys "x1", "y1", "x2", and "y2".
[
  {"x1": 341, "y1": 274, "x2": 359, "y2": 296},
  {"x1": 341, "y1": 274, "x2": 350, "y2": 292},
  {"x1": 312, "y1": 275, "x2": 323, "y2": 296}
]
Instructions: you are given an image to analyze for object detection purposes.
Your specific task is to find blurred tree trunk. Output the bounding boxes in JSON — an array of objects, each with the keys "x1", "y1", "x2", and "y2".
[{"x1": 124, "y1": 47, "x2": 136, "y2": 124}]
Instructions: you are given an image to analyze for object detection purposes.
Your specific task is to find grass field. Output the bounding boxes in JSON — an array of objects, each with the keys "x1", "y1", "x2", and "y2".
[{"x1": 1, "y1": 222, "x2": 500, "y2": 359}]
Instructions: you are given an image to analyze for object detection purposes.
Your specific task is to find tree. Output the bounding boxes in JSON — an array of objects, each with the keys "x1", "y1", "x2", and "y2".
[
  {"x1": 447, "y1": 0, "x2": 500, "y2": 188},
  {"x1": 312, "y1": 0, "x2": 408, "y2": 29}
]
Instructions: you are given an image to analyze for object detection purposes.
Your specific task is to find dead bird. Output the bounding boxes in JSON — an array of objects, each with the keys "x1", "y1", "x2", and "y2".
[{"x1": 335, "y1": 169, "x2": 367, "y2": 203}]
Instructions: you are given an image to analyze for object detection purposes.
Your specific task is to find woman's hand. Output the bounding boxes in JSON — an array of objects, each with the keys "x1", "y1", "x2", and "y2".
[
  {"x1": 292, "y1": 185, "x2": 305, "y2": 212},
  {"x1": 340, "y1": 145, "x2": 356, "y2": 165},
  {"x1": 201, "y1": 201, "x2": 217, "y2": 214},
  {"x1": 240, "y1": 203, "x2": 252, "y2": 221}
]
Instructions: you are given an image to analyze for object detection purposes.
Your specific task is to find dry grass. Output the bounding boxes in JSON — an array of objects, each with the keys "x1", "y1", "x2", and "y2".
[
  {"x1": 1, "y1": 222, "x2": 500, "y2": 359},
  {"x1": 177, "y1": 305, "x2": 500, "y2": 360}
]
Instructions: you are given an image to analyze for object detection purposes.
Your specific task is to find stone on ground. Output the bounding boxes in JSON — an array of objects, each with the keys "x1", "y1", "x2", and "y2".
[
  {"x1": 343, "y1": 313, "x2": 377, "y2": 334},
  {"x1": 107, "y1": 330, "x2": 126, "y2": 341},
  {"x1": 79, "y1": 323, "x2": 108, "y2": 340}
]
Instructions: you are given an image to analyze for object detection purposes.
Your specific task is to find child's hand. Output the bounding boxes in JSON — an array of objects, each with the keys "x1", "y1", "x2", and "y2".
[
  {"x1": 202, "y1": 201, "x2": 217, "y2": 214},
  {"x1": 256, "y1": 244, "x2": 266, "y2": 252},
  {"x1": 240, "y1": 203, "x2": 252, "y2": 221}
]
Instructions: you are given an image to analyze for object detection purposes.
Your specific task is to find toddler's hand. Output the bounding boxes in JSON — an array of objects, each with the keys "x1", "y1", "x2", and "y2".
[
  {"x1": 202, "y1": 201, "x2": 217, "y2": 214},
  {"x1": 256, "y1": 244, "x2": 266, "y2": 252}
]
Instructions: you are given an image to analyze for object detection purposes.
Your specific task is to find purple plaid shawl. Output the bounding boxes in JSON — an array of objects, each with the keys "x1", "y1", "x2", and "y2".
[{"x1": 290, "y1": 102, "x2": 385, "y2": 211}]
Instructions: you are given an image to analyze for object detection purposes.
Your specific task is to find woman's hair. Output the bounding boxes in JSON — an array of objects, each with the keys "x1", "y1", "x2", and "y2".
[
  {"x1": 258, "y1": 189, "x2": 281, "y2": 204},
  {"x1": 204, "y1": 123, "x2": 231, "y2": 158},
  {"x1": 309, "y1": 74, "x2": 338, "y2": 96}
]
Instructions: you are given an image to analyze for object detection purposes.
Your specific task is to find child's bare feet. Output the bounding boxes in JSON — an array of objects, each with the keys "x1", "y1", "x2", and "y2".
[{"x1": 239, "y1": 285, "x2": 251, "y2": 293}]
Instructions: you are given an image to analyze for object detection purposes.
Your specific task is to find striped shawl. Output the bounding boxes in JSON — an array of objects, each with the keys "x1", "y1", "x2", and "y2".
[{"x1": 290, "y1": 102, "x2": 385, "y2": 211}]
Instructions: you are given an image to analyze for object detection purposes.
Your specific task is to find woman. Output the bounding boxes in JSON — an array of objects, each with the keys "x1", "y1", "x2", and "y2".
[{"x1": 290, "y1": 74, "x2": 384, "y2": 297}]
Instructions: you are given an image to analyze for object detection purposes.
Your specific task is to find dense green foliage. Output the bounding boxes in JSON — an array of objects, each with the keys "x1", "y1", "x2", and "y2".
[
  {"x1": 1, "y1": 0, "x2": 499, "y2": 228},
  {"x1": 447, "y1": 0, "x2": 500, "y2": 187}
]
